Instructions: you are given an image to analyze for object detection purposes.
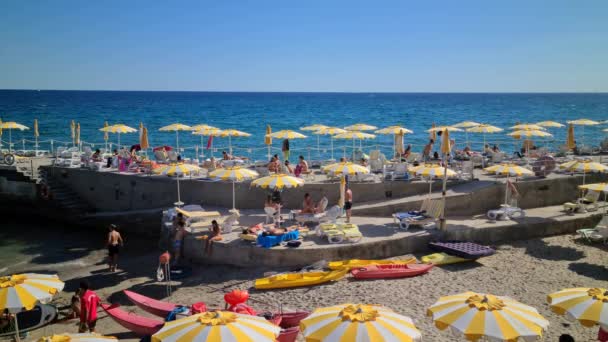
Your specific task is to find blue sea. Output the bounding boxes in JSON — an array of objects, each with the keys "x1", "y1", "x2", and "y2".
[{"x1": 1, "y1": 90, "x2": 607, "y2": 160}]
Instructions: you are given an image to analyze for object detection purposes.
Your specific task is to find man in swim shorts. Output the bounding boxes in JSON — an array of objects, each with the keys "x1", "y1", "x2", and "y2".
[
  {"x1": 173, "y1": 221, "x2": 186, "y2": 264},
  {"x1": 107, "y1": 224, "x2": 123, "y2": 272}
]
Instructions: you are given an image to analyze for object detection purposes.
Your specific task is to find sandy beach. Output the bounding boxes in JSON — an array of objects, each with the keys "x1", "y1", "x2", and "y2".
[{"x1": 3, "y1": 220, "x2": 605, "y2": 342}]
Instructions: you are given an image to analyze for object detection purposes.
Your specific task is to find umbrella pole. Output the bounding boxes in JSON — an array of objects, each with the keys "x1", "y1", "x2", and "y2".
[
  {"x1": 229, "y1": 136, "x2": 232, "y2": 155},
  {"x1": 440, "y1": 162, "x2": 448, "y2": 230},
  {"x1": 201, "y1": 136, "x2": 204, "y2": 159},
  {"x1": 331, "y1": 137, "x2": 334, "y2": 160},
  {"x1": 176, "y1": 176, "x2": 181, "y2": 206},
  {"x1": 232, "y1": 181, "x2": 236, "y2": 210},
  {"x1": 9, "y1": 129, "x2": 12, "y2": 153},
  {"x1": 317, "y1": 135, "x2": 320, "y2": 158},
  {"x1": 118, "y1": 133, "x2": 121, "y2": 150},
  {"x1": 176, "y1": 131, "x2": 179, "y2": 152},
  {"x1": 14, "y1": 314, "x2": 20, "y2": 342}
]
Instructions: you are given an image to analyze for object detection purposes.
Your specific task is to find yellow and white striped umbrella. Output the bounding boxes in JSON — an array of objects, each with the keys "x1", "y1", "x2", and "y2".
[
  {"x1": 251, "y1": 174, "x2": 304, "y2": 190},
  {"x1": 39, "y1": 333, "x2": 117, "y2": 342},
  {"x1": 314, "y1": 127, "x2": 347, "y2": 135},
  {"x1": 466, "y1": 124, "x2": 503, "y2": 133},
  {"x1": 322, "y1": 162, "x2": 370, "y2": 175},
  {"x1": 154, "y1": 163, "x2": 202, "y2": 176},
  {"x1": 0, "y1": 122, "x2": 29, "y2": 130},
  {"x1": 152, "y1": 311, "x2": 281, "y2": 342},
  {"x1": 536, "y1": 121, "x2": 564, "y2": 128},
  {"x1": 100, "y1": 124, "x2": 137, "y2": 133},
  {"x1": 344, "y1": 123, "x2": 377, "y2": 131},
  {"x1": 375, "y1": 126, "x2": 414, "y2": 135},
  {"x1": 427, "y1": 125, "x2": 463, "y2": 133},
  {"x1": 453, "y1": 121, "x2": 482, "y2": 128},
  {"x1": 415, "y1": 165, "x2": 457, "y2": 179},
  {"x1": 548, "y1": 288, "x2": 608, "y2": 330},
  {"x1": 220, "y1": 129, "x2": 251, "y2": 137},
  {"x1": 34, "y1": 119, "x2": 39, "y2": 138},
  {"x1": 300, "y1": 303, "x2": 421, "y2": 342},
  {"x1": 508, "y1": 130, "x2": 552, "y2": 138},
  {"x1": 510, "y1": 124, "x2": 546, "y2": 131},
  {"x1": 193, "y1": 127, "x2": 223, "y2": 136},
  {"x1": 266, "y1": 130, "x2": 307, "y2": 139},
  {"x1": 427, "y1": 292, "x2": 549, "y2": 341},
  {"x1": 568, "y1": 119, "x2": 600, "y2": 126},
  {"x1": 579, "y1": 183, "x2": 608, "y2": 192},
  {"x1": 560, "y1": 160, "x2": 608, "y2": 173},
  {"x1": 484, "y1": 164, "x2": 534, "y2": 177},
  {"x1": 333, "y1": 131, "x2": 376, "y2": 140},
  {"x1": 0, "y1": 273, "x2": 64, "y2": 313},
  {"x1": 191, "y1": 124, "x2": 218, "y2": 131},
  {"x1": 301, "y1": 124, "x2": 328, "y2": 131},
  {"x1": 158, "y1": 123, "x2": 192, "y2": 131},
  {"x1": 209, "y1": 167, "x2": 259, "y2": 181}
]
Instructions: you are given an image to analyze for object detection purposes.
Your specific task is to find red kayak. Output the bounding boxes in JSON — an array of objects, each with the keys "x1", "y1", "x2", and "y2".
[
  {"x1": 351, "y1": 264, "x2": 433, "y2": 280},
  {"x1": 101, "y1": 303, "x2": 163, "y2": 336},
  {"x1": 124, "y1": 290, "x2": 181, "y2": 318},
  {"x1": 279, "y1": 311, "x2": 310, "y2": 329}
]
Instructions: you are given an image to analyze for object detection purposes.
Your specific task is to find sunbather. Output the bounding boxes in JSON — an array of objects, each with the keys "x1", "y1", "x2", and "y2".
[
  {"x1": 302, "y1": 193, "x2": 316, "y2": 214},
  {"x1": 401, "y1": 144, "x2": 412, "y2": 161},
  {"x1": 284, "y1": 160, "x2": 294, "y2": 174},
  {"x1": 360, "y1": 158, "x2": 368, "y2": 167},
  {"x1": 204, "y1": 220, "x2": 222, "y2": 256},
  {"x1": 222, "y1": 151, "x2": 234, "y2": 160},
  {"x1": 267, "y1": 156, "x2": 280, "y2": 173},
  {"x1": 92, "y1": 149, "x2": 102, "y2": 162}
]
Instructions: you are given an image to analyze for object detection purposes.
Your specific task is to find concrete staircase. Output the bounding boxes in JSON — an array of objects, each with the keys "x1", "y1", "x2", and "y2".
[
  {"x1": 39, "y1": 168, "x2": 93, "y2": 216},
  {"x1": 14, "y1": 157, "x2": 54, "y2": 184}
]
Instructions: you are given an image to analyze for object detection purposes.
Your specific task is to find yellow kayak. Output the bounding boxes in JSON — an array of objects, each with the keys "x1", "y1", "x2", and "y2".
[
  {"x1": 328, "y1": 257, "x2": 417, "y2": 270},
  {"x1": 254, "y1": 269, "x2": 347, "y2": 290},
  {"x1": 421, "y1": 253, "x2": 470, "y2": 265}
]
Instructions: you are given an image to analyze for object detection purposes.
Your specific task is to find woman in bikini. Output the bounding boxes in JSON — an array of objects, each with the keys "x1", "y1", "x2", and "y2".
[{"x1": 205, "y1": 220, "x2": 222, "y2": 256}]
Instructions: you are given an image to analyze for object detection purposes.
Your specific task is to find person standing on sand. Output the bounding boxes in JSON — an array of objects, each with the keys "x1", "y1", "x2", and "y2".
[
  {"x1": 107, "y1": 224, "x2": 123, "y2": 272},
  {"x1": 344, "y1": 183, "x2": 353, "y2": 223},
  {"x1": 173, "y1": 221, "x2": 186, "y2": 264},
  {"x1": 78, "y1": 281, "x2": 99, "y2": 333}
]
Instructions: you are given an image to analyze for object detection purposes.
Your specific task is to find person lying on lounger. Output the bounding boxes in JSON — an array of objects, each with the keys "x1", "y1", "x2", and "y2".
[{"x1": 301, "y1": 193, "x2": 316, "y2": 214}]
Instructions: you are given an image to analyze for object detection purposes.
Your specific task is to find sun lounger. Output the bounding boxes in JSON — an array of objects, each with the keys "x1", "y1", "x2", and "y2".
[
  {"x1": 563, "y1": 190, "x2": 600, "y2": 214},
  {"x1": 316, "y1": 223, "x2": 363, "y2": 244},
  {"x1": 577, "y1": 216, "x2": 608, "y2": 244},
  {"x1": 176, "y1": 208, "x2": 221, "y2": 220},
  {"x1": 487, "y1": 203, "x2": 525, "y2": 221},
  {"x1": 189, "y1": 210, "x2": 240, "y2": 233},
  {"x1": 392, "y1": 198, "x2": 443, "y2": 230}
]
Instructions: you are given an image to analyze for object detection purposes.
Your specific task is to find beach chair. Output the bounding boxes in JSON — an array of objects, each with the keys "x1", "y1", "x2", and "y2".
[
  {"x1": 487, "y1": 200, "x2": 525, "y2": 221},
  {"x1": 316, "y1": 223, "x2": 363, "y2": 244},
  {"x1": 406, "y1": 152, "x2": 420, "y2": 163},
  {"x1": 563, "y1": 190, "x2": 600, "y2": 213},
  {"x1": 264, "y1": 207, "x2": 279, "y2": 224},
  {"x1": 154, "y1": 150, "x2": 168, "y2": 164},
  {"x1": 295, "y1": 197, "x2": 330, "y2": 223},
  {"x1": 577, "y1": 215, "x2": 608, "y2": 244},
  {"x1": 168, "y1": 151, "x2": 179, "y2": 162},
  {"x1": 392, "y1": 199, "x2": 443, "y2": 231},
  {"x1": 391, "y1": 163, "x2": 408, "y2": 181}
]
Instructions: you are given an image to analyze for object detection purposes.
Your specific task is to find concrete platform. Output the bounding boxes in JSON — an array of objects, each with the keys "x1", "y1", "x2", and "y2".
[{"x1": 182, "y1": 205, "x2": 605, "y2": 267}]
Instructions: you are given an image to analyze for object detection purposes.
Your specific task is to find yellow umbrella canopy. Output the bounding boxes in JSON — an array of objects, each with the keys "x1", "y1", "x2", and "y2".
[
  {"x1": 510, "y1": 124, "x2": 546, "y2": 130},
  {"x1": 536, "y1": 121, "x2": 564, "y2": 128},
  {"x1": 427, "y1": 125, "x2": 463, "y2": 132},
  {"x1": 344, "y1": 123, "x2": 377, "y2": 131},
  {"x1": 314, "y1": 127, "x2": 347, "y2": 135},
  {"x1": 192, "y1": 127, "x2": 223, "y2": 136},
  {"x1": 415, "y1": 164, "x2": 457, "y2": 179},
  {"x1": 374, "y1": 126, "x2": 414, "y2": 135},
  {"x1": 579, "y1": 183, "x2": 608, "y2": 192},
  {"x1": 151, "y1": 311, "x2": 281, "y2": 342},
  {"x1": 191, "y1": 124, "x2": 218, "y2": 131},
  {"x1": 266, "y1": 130, "x2": 307, "y2": 139},
  {"x1": 158, "y1": 123, "x2": 192, "y2": 131},
  {"x1": 39, "y1": 333, "x2": 117, "y2": 342},
  {"x1": 219, "y1": 129, "x2": 251, "y2": 137},
  {"x1": 323, "y1": 162, "x2": 370, "y2": 175},
  {"x1": 251, "y1": 174, "x2": 304, "y2": 190},
  {"x1": 548, "y1": 288, "x2": 608, "y2": 330},
  {"x1": 100, "y1": 124, "x2": 137, "y2": 149},
  {"x1": 484, "y1": 163, "x2": 534, "y2": 177},
  {"x1": 440, "y1": 128, "x2": 452, "y2": 156},
  {"x1": 508, "y1": 130, "x2": 553, "y2": 138},
  {"x1": 140, "y1": 127, "x2": 150, "y2": 149},
  {"x1": 568, "y1": 119, "x2": 600, "y2": 126},
  {"x1": 466, "y1": 124, "x2": 503, "y2": 133},
  {"x1": 265, "y1": 125, "x2": 272, "y2": 145},
  {"x1": 0, "y1": 121, "x2": 29, "y2": 152},
  {"x1": 0, "y1": 273, "x2": 65, "y2": 313},
  {"x1": 567, "y1": 124, "x2": 576, "y2": 150},
  {"x1": 300, "y1": 303, "x2": 422, "y2": 342},
  {"x1": 300, "y1": 124, "x2": 328, "y2": 131},
  {"x1": 333, "y1": 131, "x2": 376, "y2": 140},
  {"x1": 154, "y1": 163, "x2": 201, "y2": 176},
  {"x1": 565, "y1": 160, "x2": 608, "y2": 173},
  {"x1": 452, "y1": 121, "x2": 481, "y2": 128},
  {"x1": 34, "y1": 119, "x2": 39, "y2": 138},
  {"x1": 427, "y1": 292, "x2": 549, "y2": 341}
]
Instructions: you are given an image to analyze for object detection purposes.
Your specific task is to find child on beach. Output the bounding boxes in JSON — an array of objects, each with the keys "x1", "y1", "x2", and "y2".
[
  {"x1": 107, "y1": 224, "x2": 123, "y2": 272},
  {"x1": 78, "y1": 281, "x2": 99, "y2": 333}
]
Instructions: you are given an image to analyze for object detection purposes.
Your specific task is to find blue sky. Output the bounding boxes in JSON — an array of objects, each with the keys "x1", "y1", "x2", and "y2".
[{"x1": 1, "y1": 1, "x2": 607, "y2": 92}]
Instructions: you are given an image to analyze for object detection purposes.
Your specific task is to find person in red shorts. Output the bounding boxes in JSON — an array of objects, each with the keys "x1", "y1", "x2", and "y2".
[{"x1": 78, "y1": 281, "x2": 99, "y2": 333}]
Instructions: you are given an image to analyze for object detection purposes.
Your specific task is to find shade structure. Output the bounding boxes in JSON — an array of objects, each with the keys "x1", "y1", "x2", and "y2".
[
  {"x1": 510, "y1": 124, "x2": 546, "y2": 131},
  {"x1": 251, "y1": 174, "x2": 304, "y2": 190},
  {"x1": 313, "y1": 127, "x2": 347, "y2": 160},
  {"x1": 484, "y1": 164, "x2": 534, "y2": 177},
  {"x1": 334, "y1": 131, "x2": 376, "y2": 160},
  {"x1": 427, "y1": 292, "x2": 549, "y2": 342},
  {"x1": 0, "y1": 121, "x2": 29, "y2": 153},
  {"x1": 301, "y1": 124, "x2": 328, "y2": 131},
  {"x1": 567, "y1": 161, "x2": 608, "y2": 173},
  {"x1": 266, "y1": 130, "x2": 307, "y2": 139},
  {"x1": 439, "y1": 129, "x2": 453, "y2": 230},
  {"x1": 191, "y1": 124, "x2": 218, "y2": 131},
  {"x1": 33, "y1": 119, "x2": 39, "y2": 137},
  {"x1": 466, "y1": 124, "x2": 503, "y2": 134},
  {"x1": 209, "y1": 167, "x2": 259, "y2": 210},
  {"x1": 265, "y1": 125, "x2": 272, "y2": 159},
  {"x1": 154, "y1": 163, "x2": 202, "y2": 206},
  {"x1": 344, "y1": 123, "x2": 377, "y2": 131},
  {"x1": 536, "y1": 121, "x2": 564, "y2": 128},
  {"x1": 579, "y1": 183, "x2": 608, "y2": 192},
  {"x1": 507, "y1": 130, "x2": 553, "y2": 138},
  {"x1": 39, "y1": 333, "x2": 117, "y2": 342},
  {"x1": 219, "y1": 129, "x2": 251, "y2": 154},
  {"x1": 323, "y1": 162, "x2": 370, "y2": 176},
  {"x1": 567, "y1": 124, "x2": 576, "y2": 150},
  {"x1": 427, "y1": 125, "x2": 463, "y2": 133},
  {"x1": 548, "y1": 288, "x2": 608, "y2": 330},
  {"x1": 415, "y1": 165, "x2": 457, "y2": 179},
  {"x1": 0, "y1": 273, "x2": 65, "y2": 313},
  {"x1": 568, "y1": 119, "x2": 601, "y2": 126},
  {"x1": 140, "y1": 127, "x2": 150, "y2": 150},
  {"x1": 159, "y1": 123, "x2": 191, "y2": 151},
  {"x1": 100, "y1": 124, "x2": 137, "y2": 150},
  {"x1": 300, "y1": 303, "x2": 422, "y2": 342},
  {"x1": 374, "y1": 126, "x2": 414, "y2": 135},
  {"x1": 151, "y1": 311, "x2": 281, "y2": 342},
  {"x1": 452, "y1": 121, "x2": 481, "y2": 128}
]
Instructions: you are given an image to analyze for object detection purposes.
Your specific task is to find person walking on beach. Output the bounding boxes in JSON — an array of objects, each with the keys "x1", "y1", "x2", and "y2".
[
  {"x1": 344, "y1": 183, "x2": 353, "y2": 223},
  {"x1": 78, "y1": 281, "x2": 99, "y2": 333},
  {"x1": 107, "y1": 224, "x2": 123, "y2": 272},
  {"x1": 422, "y1": 139, "x2": 434, "y2": 161}
]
